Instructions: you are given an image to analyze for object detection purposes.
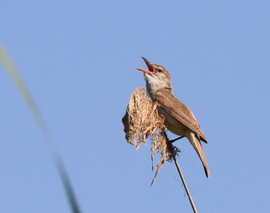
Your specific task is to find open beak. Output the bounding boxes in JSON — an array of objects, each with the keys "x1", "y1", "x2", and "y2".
[{"x1": 136, "y1": 57, "x2": 154, "y2": 75}]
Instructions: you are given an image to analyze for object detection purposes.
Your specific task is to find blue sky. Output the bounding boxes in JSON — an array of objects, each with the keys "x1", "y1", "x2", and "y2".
[{"x1": 1, "y1": 1, "x2": 270, "y2": 212}]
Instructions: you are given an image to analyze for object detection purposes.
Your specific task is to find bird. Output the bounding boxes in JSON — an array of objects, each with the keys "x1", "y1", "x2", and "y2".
[{"x1": 136, "y1": 57, "x2": 210, "y2": 177}]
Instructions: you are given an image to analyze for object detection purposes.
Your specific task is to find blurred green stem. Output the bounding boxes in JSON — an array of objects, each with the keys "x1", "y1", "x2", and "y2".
[{"x1": 0, "y1": 43, "x2": 81, "y2": 213}]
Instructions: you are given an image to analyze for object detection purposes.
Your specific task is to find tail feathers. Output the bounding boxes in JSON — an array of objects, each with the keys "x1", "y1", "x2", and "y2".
[{"x1": 187, "y1": 132, "x2": 210, "y2": 177}]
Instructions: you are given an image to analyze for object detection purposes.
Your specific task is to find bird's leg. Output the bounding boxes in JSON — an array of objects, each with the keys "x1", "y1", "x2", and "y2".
[
  {"x1": 163, "y1": 132, "x2": 184, "y2": 143},
  {"x1": 163, "y1": 131, "x2": 169, "y2": 141},
  {"x1": 169, "y1": 136, "x2": 184, "y2": 143}
]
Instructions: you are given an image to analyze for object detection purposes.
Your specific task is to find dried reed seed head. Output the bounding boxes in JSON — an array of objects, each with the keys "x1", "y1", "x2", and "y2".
[
  {"x1": 122, "y1": 88, "x2": 163, "y2": 148},
  {"x1": 122, "y1": 88, "x2": 180, "y2": 184}
]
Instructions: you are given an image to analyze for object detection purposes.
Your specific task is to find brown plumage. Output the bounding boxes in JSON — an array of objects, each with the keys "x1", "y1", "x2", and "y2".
[
  {"x1": 155, "y1": 90, "x2": 207, "y2": 143},
  {"x1": 137, "y1": 57, "x2": 210, "y2": 177}
]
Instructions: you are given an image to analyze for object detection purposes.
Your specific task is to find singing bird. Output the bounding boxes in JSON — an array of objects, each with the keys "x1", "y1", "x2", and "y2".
[{"x1": 137, "y1": 57, "x2": 210, "y2": 177}]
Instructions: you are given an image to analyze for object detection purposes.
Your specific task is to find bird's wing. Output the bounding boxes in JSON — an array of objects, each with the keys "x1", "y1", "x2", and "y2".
[{"x1": 155, "y1": 89, "x2": 207, "y2": 142}]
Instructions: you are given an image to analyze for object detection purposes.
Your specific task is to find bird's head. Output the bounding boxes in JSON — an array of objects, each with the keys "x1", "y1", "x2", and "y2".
[{"x1": 137, "y1": 57, "x2": 172, "y2": 97}]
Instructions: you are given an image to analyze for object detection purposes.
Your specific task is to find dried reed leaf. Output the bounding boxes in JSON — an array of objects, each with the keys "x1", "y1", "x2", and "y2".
[{"x1": 122, "y1": 87, "x2": 180, "y2": 184}]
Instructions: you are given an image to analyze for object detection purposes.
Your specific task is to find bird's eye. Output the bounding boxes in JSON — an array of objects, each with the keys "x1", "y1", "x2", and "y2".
[{"x1": 157, "y1": 68, "x2": 163, "y2": 72}]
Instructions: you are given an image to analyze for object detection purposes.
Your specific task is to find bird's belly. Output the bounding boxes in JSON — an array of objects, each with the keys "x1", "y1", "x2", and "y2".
[{"x1": 158, "y1": 107, "x2": 187, "y2": 137}]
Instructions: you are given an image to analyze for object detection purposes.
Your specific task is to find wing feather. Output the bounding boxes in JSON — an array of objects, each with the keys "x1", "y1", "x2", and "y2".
[{"x1": 155, "y1": 90, "x2": 207, "y2": 142}]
